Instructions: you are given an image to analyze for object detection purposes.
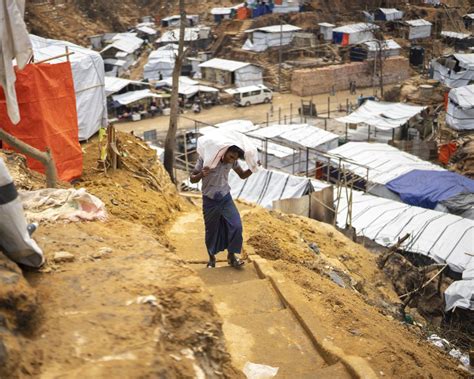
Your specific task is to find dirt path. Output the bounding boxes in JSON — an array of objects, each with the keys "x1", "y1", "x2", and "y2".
[
  {"x1": 167, "y1": 211, "x2": 352, "y2": 378},
  {"x1": 21, "y1": 219, "x2": 239, "y2": 378}
]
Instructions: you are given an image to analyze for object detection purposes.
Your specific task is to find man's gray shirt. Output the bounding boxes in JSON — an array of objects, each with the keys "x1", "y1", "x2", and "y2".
[{"x1": 193, "y1": 157, "x2": 240, "y2": 199}]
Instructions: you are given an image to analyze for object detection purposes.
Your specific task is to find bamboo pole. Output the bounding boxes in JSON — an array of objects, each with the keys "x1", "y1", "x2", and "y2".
[{"x1": 0, "y1": 129, "x2": 57, "y2": 187}]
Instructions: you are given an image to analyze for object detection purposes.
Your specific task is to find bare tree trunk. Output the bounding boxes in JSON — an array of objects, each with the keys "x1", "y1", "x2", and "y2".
[
  {"x1": 164, "y1": 0, "x2": 186, "y2": 183},
  {"x1": 0, "y1": 128, "x2": 57, "y2": 187}
]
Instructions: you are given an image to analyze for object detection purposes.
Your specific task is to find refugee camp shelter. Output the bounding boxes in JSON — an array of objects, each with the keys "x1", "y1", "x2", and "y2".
[
  {"x1": 332, "y1": 23, "x2": 379, "y2": 45},
  {"x1": 446, "y1": 84, "x2": 474, "y2": 131},
  {"x1": 157, "y1": 27, "x2": 211, "y2": 49},
  {"x1": 243, "y1": 24, "x2": 302, "y2": 52},
  {"x1": 318, "y1": 23, "x2": 335, "y2": 41},
  {"x1": 374, "y1": 8, "x2": 403, "y2": 21},
  {"x1": 336, "y1": 190, "x2": 473, "y2": 274},
  {"x1": 272, "y1": 0, "x2": 301, "y2": 14},
  {"x1": 350, "y1": 39, "x2": 401, "y2": 61},
  {"x1": 440, "y1": 31, "x2": 474, "y2": 50},
  {"x1": 431, "y1": 54, "x2": 474, "y2": 88},
  {"x1": 111, "y1": 89, "x2": 168, "y2": 120},
  {"x1": 445, "y1": 260, "x2": 474, "y2": 312},
  {"x1": 336, "y1": 100, "x2": 426, "y2": 141},
  {"x1": 104, "y1": 58, "x2": 127, "y2": 77},
  {"x1": 29, "y1": 34, "x2": 107, "y2": 141},
  {"x1": 104, "y1": 77, "x2": 149, "y2": 97},
  {"x1": 143, "y1": 44, "x2": 183, "y2": 80},
  {"x1": 211, "y1": 4, "x2": 244, "y2": 23},
  {"x1": 160, "y1": 14, "x2": 199, "y2": 27},
  {"x1": 327, "y1": 142, "x2": 444, "y2": 189},
  {"x1": 404, "y1": 19, "x2": 432, "y2": 40},
  {"x1": 155, "y1": 77, "x2": 218, "y2": 99},
  {"x1": 100, "y1": 33, "x2": 143, "y2": 68},
  {"x1": 199, "y1": 58, "x2": 263, "y2": 87},
  {"x1": 135, "y1": 25, "x2": 158, "y2": 42}
]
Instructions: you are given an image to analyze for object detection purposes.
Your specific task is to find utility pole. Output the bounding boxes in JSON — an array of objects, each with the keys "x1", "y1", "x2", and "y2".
[
  {"x1": 278, "y1": 17, "x2": 283, "y2": 92},
  {"x1": 164, "y1": 0, "x2": 186, "y2": 182}
]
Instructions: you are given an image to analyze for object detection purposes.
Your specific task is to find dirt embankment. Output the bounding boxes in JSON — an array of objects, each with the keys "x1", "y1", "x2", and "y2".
[
  {"x1": 0, "y1": 135, "x2": 241, "y2": 378},
  {"x1": 242, "y1": 207, "x2": 468, "y2": 378}
]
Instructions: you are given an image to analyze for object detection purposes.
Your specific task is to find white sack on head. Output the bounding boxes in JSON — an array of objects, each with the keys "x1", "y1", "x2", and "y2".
[{"x1": 196, "y1": 129, "x2": 259, "y2": 172}]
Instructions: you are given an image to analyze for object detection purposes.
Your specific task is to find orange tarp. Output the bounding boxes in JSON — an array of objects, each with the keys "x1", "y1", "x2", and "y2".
[
  {"x1": 341, "y1": 34, "x2": 349, "y2": 46},
  {"x1": 237, "y1": 6, "x2": 249, "y2": 20},
  {"x1": 438, "y1": 142, "x2": 457, "y2": 165},
  {"x1": 0, "y1": 62, "x2": 83, "y2": 182}
]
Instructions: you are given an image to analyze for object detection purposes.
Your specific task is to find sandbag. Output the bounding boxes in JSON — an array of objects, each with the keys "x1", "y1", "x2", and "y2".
[
  {"x1": 196, "y1": 129, "x2": 259, "y2": 172},
  {"x1": 0, "y1": 157, "x2": 44, "y2": 267}
]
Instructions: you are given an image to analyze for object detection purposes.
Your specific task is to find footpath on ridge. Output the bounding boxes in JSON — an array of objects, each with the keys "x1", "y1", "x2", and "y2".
[{"x1": 168, "y1": 210, "x2": 359, "y2": 378}]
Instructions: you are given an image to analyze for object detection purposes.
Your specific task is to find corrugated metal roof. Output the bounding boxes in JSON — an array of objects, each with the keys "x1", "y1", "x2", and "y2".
[
  {"x1": 245, "y1": 24, "x2": 302, "y2": 34},
  {"x1": 199, "y1": 58, "x2": 252, "y2": 72},
  {"x1": 333, "y1": 23, "x2": 379, "y2": 34},
  {"x1": 405, "y1": 19, "x2": 432, "y2": 26}
]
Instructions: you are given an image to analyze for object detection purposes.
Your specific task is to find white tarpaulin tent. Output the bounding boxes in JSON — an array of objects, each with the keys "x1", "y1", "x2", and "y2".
[
  {"x1": 183, "y1": 166, "x2": 329, "y2": 209},
  {"x1": 0, "y1": 0, "x2": 32, "y2": 124},
  {"x1": 243, "y1": 24, "x2": 301, "y2": 52},
  {"x1": 336, "y1": 100, "x2": 426, "y2": 130},
  {"x1": 155, "y1": 76, "x2": 218, "y2": 98},
  {"x1": 144, "y1": 44, "x2": 182, "y2": 80},
  {"x1": 328, "y1": 142, "x2": 445, "y2": 185},
  {"x1": 432, "y1": 54, "x2": 474, "y2": 88},
  {"x1": 336, "y1": 190, "x2": 473, "y2": 273},
  {"x1": 363, "y1": 39, "x2": 401, "y2": 59},
  {"x1": 376, "y1": 8, "x2": 403, "y2": 21},
  {"x1": 248, "y1": 124, "x2": 339, "y2": 152},
  {"x1": 446, "y1": 85, "x2": 474, "y2": 131},
  {"x1": 104, "y1": 76, "x2": 148, "y2": 96},
  {"x1": 405, "y1": 19, "x2": 432, "y2": 40},
  {"x1": 30, "y1": 34, "x2": 107, "y2": 141},
  {"x1": 158, "y1": 27, "x2": 210, "y2": 44},
  {"x1": 229, "y1": 168, "x2": 329, "y2": 208},
  {"x1": 112, "y1": 89, "x2": 164, "y2": 105}
]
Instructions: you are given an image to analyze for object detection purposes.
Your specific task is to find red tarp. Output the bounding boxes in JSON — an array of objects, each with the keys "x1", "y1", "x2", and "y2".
[{"x1": 0, "y1": 62, "x2": 83, "y2": 182}]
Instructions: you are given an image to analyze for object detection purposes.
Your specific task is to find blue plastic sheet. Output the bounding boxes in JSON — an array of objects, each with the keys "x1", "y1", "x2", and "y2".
[{"x1": 386, "y1": 170, "x2": 474, "y2": 209}]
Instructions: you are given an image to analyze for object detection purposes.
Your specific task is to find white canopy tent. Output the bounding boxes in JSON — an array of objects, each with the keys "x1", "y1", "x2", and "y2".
[
  {"x1": 112, "y1": 89, "x2": 164, "y2": 106},
  {"x1": 336, "y1": 190, "x2": 473, "y2": 273},
  {"x1": 328, "y1": 142, "x2": 445, "y2": 186},
  {"x1": 446, "y1": 85, "x2": 474, "y2": 131},
  {"x1": 30, "y1": 34, "x2": 107, "y2": 141},
  {"x1": 336, "y1": 100, "x2": 426, "y2": 130},
  {"x1": 104, "y1": 77, "x2": 149, "y2": 97}
]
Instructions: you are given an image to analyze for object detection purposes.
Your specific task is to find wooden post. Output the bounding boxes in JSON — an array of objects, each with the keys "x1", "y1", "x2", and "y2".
[
  {"x1": 290, "y1": 103, "x2": 293, "y2": 123},
  {"x1": 300, "y1": 99, "x2": 304, "y2": 122},
  {"x1": 327, "y1": 97, "x2": 330, "y2": 118},
  {"x1": 345, "y1": 123, "x2": 348, "y2": 141},
  {"x1": 324, "y1": 118, "x2": 327, "y2": 130},
  {"x1": 0, "y1": 129, "x2": 57, "y2": 188},
  {"x1": 346, "y1": 98, "x2": 349, "y2": 114},
  {"x1": 278, "y1": 107, "x2": 281, "y2": 124},
  {"x1": 367, "y1": 125, "x2": 371, "y2": 142},
  {"x1": 284, "y1": 115, "x2": 287, "y2": 124},
  {"x1": 266, "y1": 112, "x2": 269, "y2": 126}
]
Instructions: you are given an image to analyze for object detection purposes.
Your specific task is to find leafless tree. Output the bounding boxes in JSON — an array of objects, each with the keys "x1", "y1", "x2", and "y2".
[{"x1": 163, "y1": 0, "x2": 186, "y2": 182}]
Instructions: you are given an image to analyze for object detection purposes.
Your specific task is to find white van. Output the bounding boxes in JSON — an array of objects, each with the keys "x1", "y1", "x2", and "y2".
[{"x1": 225, "y1": 84, "x2": 273, "y2": 107}]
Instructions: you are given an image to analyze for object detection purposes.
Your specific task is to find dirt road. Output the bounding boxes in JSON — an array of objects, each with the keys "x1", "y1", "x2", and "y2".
[
  {"x1": 168, "y1": 210, "x2": 353, "y2": 378},
  {"x1": 114, "y1": 89, "x2": 368, "y2": 137}
]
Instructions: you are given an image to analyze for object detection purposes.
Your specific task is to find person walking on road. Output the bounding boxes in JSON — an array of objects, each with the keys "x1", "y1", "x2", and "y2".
[{"x1": 190, "y1": 145, "x2": 255, "y2": 269}]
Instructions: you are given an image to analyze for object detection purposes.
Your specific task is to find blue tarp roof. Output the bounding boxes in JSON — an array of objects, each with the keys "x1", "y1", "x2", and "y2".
[{"x1": 386, "y1": 170, "x2": 474, "y2": 209}]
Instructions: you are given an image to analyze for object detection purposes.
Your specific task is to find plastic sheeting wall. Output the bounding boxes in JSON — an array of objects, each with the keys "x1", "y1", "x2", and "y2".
[
  {"x1": 432, "y1": 60, "x2": 474, "y2": 88},
  {"x1": 446, "y1": 85, "x2": 474, "y2": 131},
  {"x1": 409, "y1": 25, "x2": 431, "y2": 40},
  {"x1": 235, "y1": 65, "x2": 263, "y2": 87},
  {"x1": 244, "y1": 31, "x2": 296, "y2": 52},
  {"x1": 30, "y1": 35, "x2": 107, "y2": 141}
]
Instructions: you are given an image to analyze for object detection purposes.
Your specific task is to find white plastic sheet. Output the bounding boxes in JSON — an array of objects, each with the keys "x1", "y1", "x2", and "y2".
[
  {"x1": 446, "y1": 85, "x2": 474, "y2": 131},
  {"x1": 336, "y1": 190, "x2": 473, "y2": 273},
  {"x1": 0, "y1": 0, "x2": 32, "y2": 124},
  {"x1": 196, "y1": 129, "x2": 259, "y2": 172},
  {"x1": 336, "y1": 100, "x2": 426, "y2": 130},
  {"x1": 328, "y1": 142, "x2": 444, "y2": 185}
]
